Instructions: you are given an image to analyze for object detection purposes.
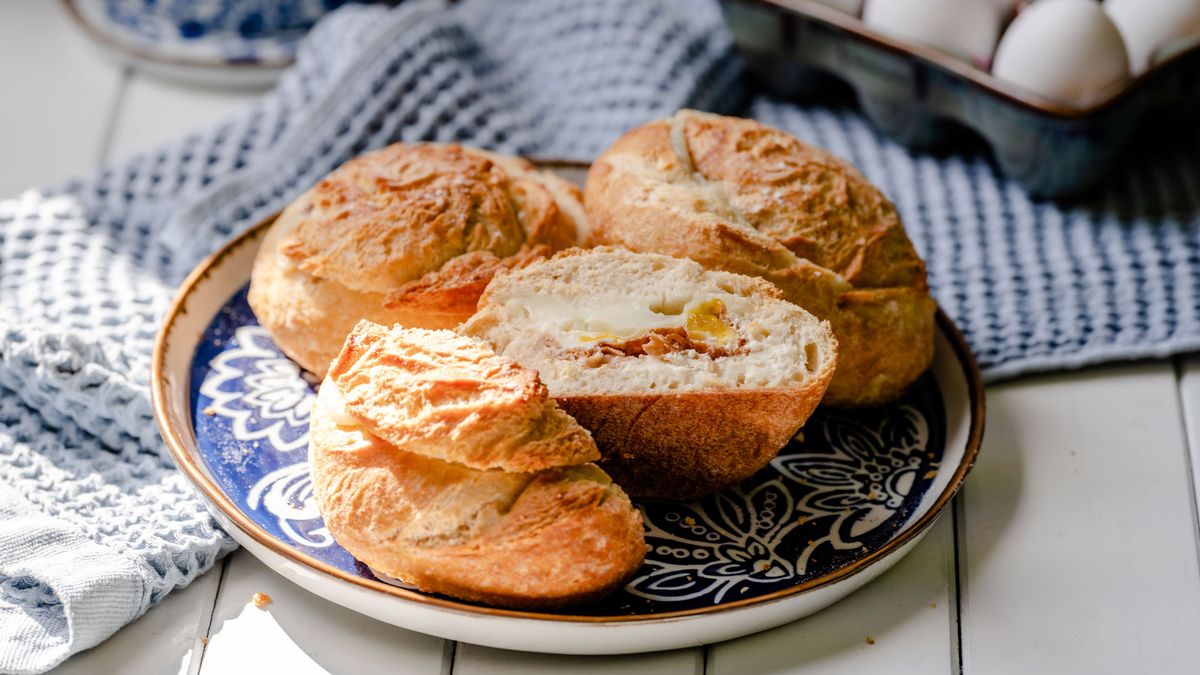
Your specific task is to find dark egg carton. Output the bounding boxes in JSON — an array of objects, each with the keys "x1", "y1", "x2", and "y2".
[{"x1": 720, "y1": 0, "x2": 1200, "y2": 198}]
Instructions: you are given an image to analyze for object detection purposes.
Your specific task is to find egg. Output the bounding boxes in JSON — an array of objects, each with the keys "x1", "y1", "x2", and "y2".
[
  {"x1": 813, "y1": 0, "x2": 864, "y2": 15},
  {"x1": 992, "y1": 0, "x2": 1130, "y2": 106},
  {"x1": 863, "y1": 0, "x2": 1001, "y2": 66},
  {"x1": 1105, "y1": 0, "x2": 1200, "y2": 74}
]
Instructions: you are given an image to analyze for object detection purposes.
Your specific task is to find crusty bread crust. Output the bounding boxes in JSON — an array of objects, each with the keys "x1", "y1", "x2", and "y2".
[
  {"x1": 249, "y1": 143, "x2": 586, "y2": 377},
  {"x1": 309, "y1": 323, "x2": 644, "y2": 609},
  {"x1": 559, "y1": 386, "x2": 831, "y2": 501},
  {"x1": 247, "y1": 210, "x2": 423, "y2": 378},
  {"x1": 328, "y1": 322, "x2": 598, "y2": 472},
  {"x1": 309, "y1": 407, "x2": 645, "y2": 609},
  {"x1": 585, "y1": 111, "x2": 934, "y2": 406},
  {"x1": 380, "y1": 246, "x2": 551, "y2": 328}
]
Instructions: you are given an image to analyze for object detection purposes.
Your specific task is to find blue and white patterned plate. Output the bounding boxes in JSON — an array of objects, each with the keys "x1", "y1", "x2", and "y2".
[
  {"x1": 153, "y1": 183, "x2": 983, "y2": 653},
  {"x1": 190, "y1": 287, "x2": 947, "y2": 614},
  {"x1": 63, "y1": 0, "x2": 364, "y2": 86}
]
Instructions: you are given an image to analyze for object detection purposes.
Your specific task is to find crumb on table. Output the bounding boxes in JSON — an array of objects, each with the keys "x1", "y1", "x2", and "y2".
[
  {"x1": 252, "y1": 592, "x2": 272, "y2": 609},
  {"x1": 865, "y1": 636, "x2": 876, "y2": 645}
]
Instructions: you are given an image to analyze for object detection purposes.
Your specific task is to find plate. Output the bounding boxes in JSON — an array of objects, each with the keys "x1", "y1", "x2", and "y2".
[
  {"x1": 152, "y1": 169, "x2": 984, "y2": 653},
  {"x1": 63, "y1": 0, "x2": 296, "y2": 88}
]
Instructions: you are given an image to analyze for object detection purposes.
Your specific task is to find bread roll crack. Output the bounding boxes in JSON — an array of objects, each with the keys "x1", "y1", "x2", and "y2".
[{"x1": 667, "y1": 110, "x2": 769, "y2": 240}]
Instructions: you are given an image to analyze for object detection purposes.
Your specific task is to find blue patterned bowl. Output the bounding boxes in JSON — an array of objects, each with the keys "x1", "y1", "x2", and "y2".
[{"x1": 153, "y1": 165, "x2": 984, "y2": 653}]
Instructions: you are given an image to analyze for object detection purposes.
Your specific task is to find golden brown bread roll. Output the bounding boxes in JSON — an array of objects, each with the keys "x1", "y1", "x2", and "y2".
[
  {"x1": 309, "y1": 322, "x2": 645, "y2": 609},
  {"x1": 327, "y1": 320, "x2": 598, "y2": 473},
  {"x1": 250, "y1": 143, "x2": 588, "y2": 377},
  {"x1": 458, "y1": 247, "x2": 838, "y2": 501},
  {"x1": 585, "y1": 110, "x2": 935, "y2": 407}
]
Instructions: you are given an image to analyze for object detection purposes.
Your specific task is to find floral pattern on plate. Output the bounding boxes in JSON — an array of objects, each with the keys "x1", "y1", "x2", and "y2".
[
  {"x1": 71, "y1": 0, "x2": 347, "y2": 66},
  {"x1": 190, "y1": 286, "x2": 945, "y2": 615}
]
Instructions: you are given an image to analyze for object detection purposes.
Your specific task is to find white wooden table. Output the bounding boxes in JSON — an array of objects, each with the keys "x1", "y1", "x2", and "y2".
[{"x1": 6, "y1": 3, "x2": 1200, "y2": 673}]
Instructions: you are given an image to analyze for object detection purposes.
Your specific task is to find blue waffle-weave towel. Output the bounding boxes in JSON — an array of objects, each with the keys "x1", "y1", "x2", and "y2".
[{"x1": 2, "y1": 0, "x2": 1199, "y2": 671}]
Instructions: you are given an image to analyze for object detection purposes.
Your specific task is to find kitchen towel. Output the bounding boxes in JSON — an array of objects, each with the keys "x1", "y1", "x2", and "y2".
[{"x1": 2, "y1": 0, "x2": 1199, "y2": 671}]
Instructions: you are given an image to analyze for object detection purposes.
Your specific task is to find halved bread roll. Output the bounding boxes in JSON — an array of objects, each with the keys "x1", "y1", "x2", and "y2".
[
  {"x1": 585, "y1": 110, "x2": 935, "y2": 407},
  {"x1": 309, "y1": 322, "x2": 645, "y2": 609},
  {"x1": 250, "y1": 143, "x2": 587, "y2": 377},
  {"x1": 458, "y1": 247, "x2": 838, "y2": 501}
]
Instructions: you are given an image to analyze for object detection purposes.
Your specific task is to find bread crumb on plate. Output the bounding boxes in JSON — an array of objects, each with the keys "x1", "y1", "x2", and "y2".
[{"x1": 252, "y1": 592, "x2": 272, "y2": 609}]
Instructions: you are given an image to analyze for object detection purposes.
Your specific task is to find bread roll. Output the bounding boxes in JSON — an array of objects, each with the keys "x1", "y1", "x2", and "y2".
[
  {"x1": 458, "y1": 247, "x2": 837, "y2": 501},
  {"x1": 327, "y1": 320, "x2": 597, "y2": 473},
  {"x1": 250, "y1": 143, "x2": 587, "y2": 377},
  {"x1": 309, "y1": 322, "x2": 645, "y2": 609},
  {"x1": 585, "y1": 110, "x2": 935, "y2": 407}
]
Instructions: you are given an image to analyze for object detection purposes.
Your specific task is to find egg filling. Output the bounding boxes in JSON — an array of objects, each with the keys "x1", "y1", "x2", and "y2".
[{"x1": 514, "y1": 294, "x2": 743, "y2": 363}]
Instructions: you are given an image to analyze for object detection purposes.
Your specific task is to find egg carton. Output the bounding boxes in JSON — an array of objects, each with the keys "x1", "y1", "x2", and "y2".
[{"x1": 720, "y1": 0, "x2": 1200, "y2": 198}]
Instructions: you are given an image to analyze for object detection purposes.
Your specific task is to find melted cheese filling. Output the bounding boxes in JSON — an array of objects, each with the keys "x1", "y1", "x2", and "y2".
[{"x1": 514, "y1": 294, "x2": 737, "y2": 352}]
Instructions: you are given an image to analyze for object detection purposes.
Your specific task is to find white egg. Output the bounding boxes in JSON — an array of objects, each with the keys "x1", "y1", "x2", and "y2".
[
  {"x1": 812, "y1": 0, "x2": 864, "y2": 15},
  {"x1": 993, "y1": 0, "x2": 1130, "y2": 106},
  {"x1": 1105, "y1": 0, "x2": 1200, "y2": 74},
  {"x1": 863, "y1": 0, "x2": 1001, "y2": 65}
]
